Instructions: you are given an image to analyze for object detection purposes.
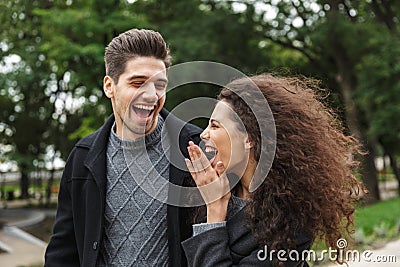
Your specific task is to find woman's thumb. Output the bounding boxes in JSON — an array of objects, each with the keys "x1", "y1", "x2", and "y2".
[{"x1": 215, "y1": 161, "x2": 225, "y2": 175}]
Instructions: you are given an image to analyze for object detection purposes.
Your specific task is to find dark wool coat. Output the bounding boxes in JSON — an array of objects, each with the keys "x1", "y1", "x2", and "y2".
[
  {"x1": 182, "y1": 207, "x2": 313, "y2": 267},
  {"x1": 45, "y1": 109, "x2": 202, "y2": 267}
]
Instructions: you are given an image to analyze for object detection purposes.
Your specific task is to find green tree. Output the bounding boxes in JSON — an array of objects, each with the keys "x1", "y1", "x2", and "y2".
[
  {"x1": 356, "y1": 34, "x2": 400, "y2": 195},
  {"x1": 130, "y1": 0, "x2": 307, "y2": 112},
  {"x1": 219, "y1": 0, "x2": 400, "y2": 203},
  {"x1": 0, "y1": 0, "x2": 57, "y2": 198},
  {"x1": 34, "y1": 0, "x2": 151, "y2": 136}
]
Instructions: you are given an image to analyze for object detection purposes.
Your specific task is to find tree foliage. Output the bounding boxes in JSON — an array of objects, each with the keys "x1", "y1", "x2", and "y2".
[
  {"x1": 212, "y1": 0, "x2": 400, "y2": 203},
  {"x1": 1, "y1": 0, "x2": 399, "y2": 202}
]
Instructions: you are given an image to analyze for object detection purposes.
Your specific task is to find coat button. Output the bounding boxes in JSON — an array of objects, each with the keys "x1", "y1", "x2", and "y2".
[{"x1": 93, "y1": 241, "x2": 98, "y2": 250}]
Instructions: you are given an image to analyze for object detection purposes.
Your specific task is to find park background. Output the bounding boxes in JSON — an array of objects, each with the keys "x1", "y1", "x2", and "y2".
[{"x1": 0, "y1": 0, "x2": 399, "y2": 266}]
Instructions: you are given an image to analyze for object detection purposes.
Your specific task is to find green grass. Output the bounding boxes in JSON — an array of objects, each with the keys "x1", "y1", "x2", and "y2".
[
  {"x1": 378, "y1": 171, "x2": 396, "y2": 182},
  {"x1": 310, "y1": 198, "x2": 400, "y2": 266},
  {"x1": 2, "y1": 184, "x2": 20, "y2": 192},
  {"x1": 1, "y1": 183, "x2": 51, "y2": 199},
  {"x1": 354, "y1": 197, "x2": 400, "y2": 236},
  {"x1": 312, "y1": 197, "x2": 400, "y2": 251},
  {"x1": 1, "y1": 184, "x2": 42, "y2": 193}
]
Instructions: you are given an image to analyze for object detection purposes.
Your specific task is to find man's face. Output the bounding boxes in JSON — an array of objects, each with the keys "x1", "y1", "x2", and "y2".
[{"x1": 104, "y1": 56, "x2": 167, "y2": 140}]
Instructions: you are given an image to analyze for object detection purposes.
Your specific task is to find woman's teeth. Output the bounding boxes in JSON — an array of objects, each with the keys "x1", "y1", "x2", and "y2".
[
  {"x1": 199, "y1": 141, "x2": 217, "y2": 161},
  {"x1": 204, "y1": 147, "x2": 217, "y2": 161},
  {"x1": 206, "y1": 147, "x2": 217, "y2": 153}
]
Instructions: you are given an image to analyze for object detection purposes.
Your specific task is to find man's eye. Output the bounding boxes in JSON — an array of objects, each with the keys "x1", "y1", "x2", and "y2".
[
  {"x1": 155, "y1": 82, "x2": 167, "y2": 89},
  {"x1": 131, "y1": 82, "x2": 144, "y2": 87}
]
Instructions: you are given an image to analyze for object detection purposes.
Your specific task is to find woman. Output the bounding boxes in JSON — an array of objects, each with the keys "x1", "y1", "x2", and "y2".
[{"x1": 182, "y1": 73, "x2": 365, "y2": 266}]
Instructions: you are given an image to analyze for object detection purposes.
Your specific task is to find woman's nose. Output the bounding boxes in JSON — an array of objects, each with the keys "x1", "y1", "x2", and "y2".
[{"x1": 200, "y1": 128, "x2": 209, "y2": 140}]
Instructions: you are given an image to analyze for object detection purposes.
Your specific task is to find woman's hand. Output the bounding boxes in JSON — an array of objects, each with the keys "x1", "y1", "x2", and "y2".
[{"x1": 185, "y1": 141, "x2": 231, "y2": 223}]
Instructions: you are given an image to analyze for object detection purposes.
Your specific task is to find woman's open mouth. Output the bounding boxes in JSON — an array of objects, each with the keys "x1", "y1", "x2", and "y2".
[
  {"x1": 205, "y1": 146, "x2": 217, "y2": 165},
  {"x1": 200, "y1": 141, "x2": 218, "y2": 165}
]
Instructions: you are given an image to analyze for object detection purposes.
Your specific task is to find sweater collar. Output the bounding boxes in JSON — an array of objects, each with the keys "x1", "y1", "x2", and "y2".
[{"x1": 109, "y1": 115, "x2": 165, "y2": 150}]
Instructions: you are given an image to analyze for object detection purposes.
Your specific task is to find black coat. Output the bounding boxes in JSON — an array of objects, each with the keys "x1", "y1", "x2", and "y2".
[
  {"x1": 45, "y1": 109, "x2": 202, "y2": 267},
  {"x1": 182, "y1": 208, "x2": 312, "y2": 267}
]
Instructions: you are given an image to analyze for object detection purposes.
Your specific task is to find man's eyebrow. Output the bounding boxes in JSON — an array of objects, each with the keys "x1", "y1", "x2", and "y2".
[
  {"x1": 210, "y1": 119, "x2": 220, "y2": 124},
  {"x1": 126, "y1": 75, "x2": 168, "y2": 83},
  {"x1": 156, "y1": 78, "x2": 168, "y2": 83},
  {"x1": 126, "y1": 75, "x2": 147, "y2": 81}
]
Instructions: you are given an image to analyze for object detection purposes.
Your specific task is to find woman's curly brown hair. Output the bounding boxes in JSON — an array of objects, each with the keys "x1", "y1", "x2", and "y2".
[{"x1": 217, "y1": 73, "x2": 365, "y2": 265}]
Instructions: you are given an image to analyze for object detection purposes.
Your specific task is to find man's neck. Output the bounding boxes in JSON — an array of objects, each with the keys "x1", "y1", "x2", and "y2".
[{"x1": 115, "y1": 116, "x2": 158, "y2": 140}]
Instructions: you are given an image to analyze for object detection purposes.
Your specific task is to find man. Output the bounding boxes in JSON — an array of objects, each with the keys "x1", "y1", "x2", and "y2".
[{"x1": 45, "y1": 29, "x2": 201, "y2": 266}]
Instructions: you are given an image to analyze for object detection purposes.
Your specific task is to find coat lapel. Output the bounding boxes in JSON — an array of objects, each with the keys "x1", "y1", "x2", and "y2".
[
  {"x1": 83, "y1": 115, "x2": 115, "y2": 206},
  {"x1": 160, "y1": 109, "x2": 201, "y2": 267}
]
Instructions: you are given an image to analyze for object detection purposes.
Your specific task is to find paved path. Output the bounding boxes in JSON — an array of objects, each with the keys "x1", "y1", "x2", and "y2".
[
  {"x1": 0, "y1": 226, "x2": 46, "y2": 267},
  {"x1": 320, "y1": 238, "x2": 400, "y2": 267},
  {"x1": 379, "y1": 180, "x2": 399, "y2": 200},
  {"x1": 0, "y1": 205, "x2": 52, "y2": 267}
]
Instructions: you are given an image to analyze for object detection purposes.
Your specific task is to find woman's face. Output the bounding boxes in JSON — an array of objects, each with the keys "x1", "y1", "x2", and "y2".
[{"x1": 200, "y1": 101, "x2": 250, "y2": 176}]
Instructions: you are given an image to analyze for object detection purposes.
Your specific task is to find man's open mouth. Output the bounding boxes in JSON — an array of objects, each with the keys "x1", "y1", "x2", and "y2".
[{"x1": 132, "y1": 104, "x2": 156, "y2": 119}]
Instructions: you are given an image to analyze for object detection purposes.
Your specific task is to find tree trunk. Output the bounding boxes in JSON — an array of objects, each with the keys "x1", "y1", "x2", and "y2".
[
  {"x1": 45, "y1": 168, "x2": 54, "y2": 208},
  {"x1": 360, "y1": 143, "x2": 380, "y2": 203},
  {"x1": 328, "y1": 0, "x2": 380, "y2": 204},
  {"x1": 336, "y1": 75, "x2": 380, "y2": 204},
  {"x1": 20, "y1": 163, "x2": 30, "y2": 199},
  {"x1": 341, "y1": 78, "x2": 380, "y2": 204},
  {"x1": 332, "y1": 53, "x2": 380, "y2": 204},
  {"x1": 381, "y1": 142, "x2": 400, "y2": 197},
  {"x1": 387, "y1": 153, "x2": 400, "y2": 197}
]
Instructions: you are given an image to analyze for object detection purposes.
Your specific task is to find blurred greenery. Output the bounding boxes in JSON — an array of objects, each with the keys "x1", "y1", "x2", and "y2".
[
  {"x1": 312, "y1": 197, "x2": 400, "y2": 254},
  {"x1": 0, "y1": 0, "x2": 399, "y2": 203},
  {"x1": 355, "y1": 197, "x2": 400, "y2": 237},
  {"x1": 17, "y1": 264, "x2": 43, "y2": 267}
]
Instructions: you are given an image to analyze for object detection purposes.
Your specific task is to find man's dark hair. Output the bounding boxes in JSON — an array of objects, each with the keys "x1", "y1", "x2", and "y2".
[{"x1": 104, "y1": 28, "x2": 171, "y2": 84}]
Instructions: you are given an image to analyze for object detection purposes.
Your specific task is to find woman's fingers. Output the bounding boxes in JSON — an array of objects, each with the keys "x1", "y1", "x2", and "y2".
[
  {"x1": 187, "y1": 142, "x2": 230, "y2": 202},
  {"x1": 197, "y1": 147, "x2": 212, "y2": 172},
  {"x1": 191, "y1": 149, "x2": 204, "y2": 174},
  {"x1": 193, "y1": 143, "x2": 213, "y2": 172},
  {"x1": 185, "y1": 158, "x2": 196, "y2": 180},
  {"x1": 187, "y1": 143, "x2": 201, "y2": 172},
  {"x1": 188, "y1": 142, "x2": 211, "y2": 173}
]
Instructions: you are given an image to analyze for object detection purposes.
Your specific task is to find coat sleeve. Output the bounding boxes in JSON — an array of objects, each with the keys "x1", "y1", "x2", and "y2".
[
  {"x1": 182, "y1": 226, "x2": 311, "y2": 267},
  {"x1": 182, "y1": 226, "x2": 266, "y2": 267},
  {"x1": 44, "y1": 148, "x2": 80, "y2": 266}
]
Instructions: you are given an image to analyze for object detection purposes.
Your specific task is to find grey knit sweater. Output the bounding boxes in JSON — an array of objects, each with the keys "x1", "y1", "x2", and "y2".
[{"x1": 98, "y1": 116, "x2": 170, "y2": 267}]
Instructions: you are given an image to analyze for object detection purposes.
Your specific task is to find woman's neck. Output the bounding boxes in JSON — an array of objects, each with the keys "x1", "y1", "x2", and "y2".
[{"x1": 238, "y1": 157, "x2": 257, "y2": 200}]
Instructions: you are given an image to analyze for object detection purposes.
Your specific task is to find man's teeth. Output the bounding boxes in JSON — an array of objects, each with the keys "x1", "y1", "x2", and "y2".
[{"x1": 134, "y1": 104, "x2": 154, "y2": 111}]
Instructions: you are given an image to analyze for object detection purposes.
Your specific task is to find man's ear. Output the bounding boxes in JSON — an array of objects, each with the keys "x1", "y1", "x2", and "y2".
[{"x1": 103, "y1": 76, "x2": 114, "y2": 98}]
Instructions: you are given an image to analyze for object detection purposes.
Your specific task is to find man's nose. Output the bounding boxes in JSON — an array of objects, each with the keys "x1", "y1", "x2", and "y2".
[{"x1": 142, "y1": 82, "x2": 158, "y2": 101}]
